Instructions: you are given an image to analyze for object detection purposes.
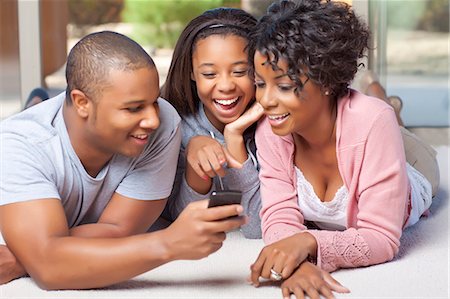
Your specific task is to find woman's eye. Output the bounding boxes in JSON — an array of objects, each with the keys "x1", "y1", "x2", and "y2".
[
  {"x1": 278, "y1": 85, "x2": 294, "y2": 92},
  {"x1": 254, "y1": 81, "x2": 265, "y2": 88}
]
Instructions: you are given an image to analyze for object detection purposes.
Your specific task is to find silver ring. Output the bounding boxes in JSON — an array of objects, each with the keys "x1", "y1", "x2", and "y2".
[{"x1": 270, "y1": 268, "x2": 282, "y2": 281}]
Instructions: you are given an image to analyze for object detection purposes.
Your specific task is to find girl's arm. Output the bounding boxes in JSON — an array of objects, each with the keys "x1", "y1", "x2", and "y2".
[
  {"x1": 222, "y1": 102, "x2": 265, "y2": 238},
  {"x1": 225, "y1": 154, "x2": 261, "y2": 238}
]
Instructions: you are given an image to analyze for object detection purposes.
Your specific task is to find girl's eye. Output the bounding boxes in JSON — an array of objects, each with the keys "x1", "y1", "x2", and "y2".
[
  {"x1": 202, "y1": 73, "x2": 216, "y2": 78},
  {"x1": 233, "y1": 70, "x2": 248, "y2": 77}
]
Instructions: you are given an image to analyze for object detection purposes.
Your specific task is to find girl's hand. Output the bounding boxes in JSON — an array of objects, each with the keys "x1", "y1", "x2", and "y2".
[
  {"x1": 249, "y1": 232, "x2": 318, "y2": 286},
  {"x1": 224, "y1": 102, "x2": 264, "y2": 163},
  {"x1": 281, "y1": 262, "x2": 350, "y2": 299},
  {"x1": 224, "y1": 102, "x2": 264, "y2": 137},
  {"x1": 186, "y1": 136, "x2": 242, "y2": 180}
]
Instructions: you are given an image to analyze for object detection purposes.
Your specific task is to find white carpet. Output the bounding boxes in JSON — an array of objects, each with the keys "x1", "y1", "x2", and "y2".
[{"x1": 1, "y1": 146, "x2": 448, "y2": 299}]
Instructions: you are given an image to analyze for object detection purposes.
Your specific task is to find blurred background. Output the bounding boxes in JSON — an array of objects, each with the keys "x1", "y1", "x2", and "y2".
[{"x1": 0, "y1": 0, "x2": 448, "y2": 143}]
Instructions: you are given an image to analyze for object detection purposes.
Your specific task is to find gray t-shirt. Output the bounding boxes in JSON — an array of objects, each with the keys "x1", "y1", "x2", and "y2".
[{"x1": 0, "y1": 93, "x2": 181, "y2": 227}]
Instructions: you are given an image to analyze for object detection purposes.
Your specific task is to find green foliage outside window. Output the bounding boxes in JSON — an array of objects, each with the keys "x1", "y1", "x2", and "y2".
[
  {"x1": 417, "y1": 0, "x2": 449, "y2": 32},
  {"x1": 122, "y1": 0, "x2": 240, "y2": 49},
  {"x1": 387, "y1": 0, "x2": 449, "y2": 32},
  {"x1": 69, "y1": 0, "x2": 124, "y2": 26}
]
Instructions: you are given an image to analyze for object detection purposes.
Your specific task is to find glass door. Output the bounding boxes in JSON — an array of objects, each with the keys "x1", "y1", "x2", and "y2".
[{"x1": 370, "y1": 0, "x2": 449, "y2": 127}]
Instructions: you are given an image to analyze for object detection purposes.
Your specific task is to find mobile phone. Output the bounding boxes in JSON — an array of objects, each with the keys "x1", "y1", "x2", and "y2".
[{"x1": 208, "y1": 190, "x2": 242, "y2": 208}]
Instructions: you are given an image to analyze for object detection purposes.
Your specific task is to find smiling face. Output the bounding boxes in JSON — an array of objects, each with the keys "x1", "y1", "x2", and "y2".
[
  {"x1": 191, "y1": 34, "x2": 254, "y2": 131},
  {"x1": 83, "y1": 67, "x2": 161, "y2": 158},
  {"x1": 253, "y1": 51, "x2": 332, "y2": 137}
]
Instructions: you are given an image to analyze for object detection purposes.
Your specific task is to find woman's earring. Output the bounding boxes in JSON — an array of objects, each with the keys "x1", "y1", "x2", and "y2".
[{"x1": 324, "y1": 90, "x2": 330, "y2": 96}]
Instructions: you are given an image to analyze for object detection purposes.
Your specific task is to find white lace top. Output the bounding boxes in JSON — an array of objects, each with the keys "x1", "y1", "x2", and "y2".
[
  {"x1": 295, "y1": 162, "x2": 433, "y2": 231},
  {"x1": 295, "y1": 167, "x2": 348, "y2": 231}
]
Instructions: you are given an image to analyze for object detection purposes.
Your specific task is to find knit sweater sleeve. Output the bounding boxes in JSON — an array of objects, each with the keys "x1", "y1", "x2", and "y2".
[
  {"x1": 256, "y1": 118, "x2": 307, "y2": 244},
  {"x1": 308, "y1": 108, "x2": 409, "y2": 272}
]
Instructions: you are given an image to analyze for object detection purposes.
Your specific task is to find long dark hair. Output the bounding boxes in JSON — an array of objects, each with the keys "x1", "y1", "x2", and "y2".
[{"x1": 161, "y1": 7, "x2": 257, "y2": 116}]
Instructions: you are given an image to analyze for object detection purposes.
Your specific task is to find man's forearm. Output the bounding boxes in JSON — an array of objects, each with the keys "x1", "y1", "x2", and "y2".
[
  {"x1": 70, "y1": 223, "x2": 126, "y2": 238},
  {"x1": 25, "y1": 230, "x2": 172, "y2": 290},
  {"x1": 0, "y1": 223, "x2": 157, "y2": 286}
]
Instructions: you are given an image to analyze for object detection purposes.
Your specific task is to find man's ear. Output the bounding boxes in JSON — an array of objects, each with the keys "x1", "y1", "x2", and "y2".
[{"x1": 70, "y1": 90, "x2": 90, "y2": 118}]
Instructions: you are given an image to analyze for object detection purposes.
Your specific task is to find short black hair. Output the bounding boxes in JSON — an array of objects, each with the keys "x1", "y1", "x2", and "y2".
[
  {"x1": 248, "y1": 0, "x2": 369, "y2": 99},
  {"x1": 65, "y1": 31, "x2": 155, "y2": 104}
]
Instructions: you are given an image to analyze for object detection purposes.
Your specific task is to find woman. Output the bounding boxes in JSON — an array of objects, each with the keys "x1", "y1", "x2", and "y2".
[{"x1": 247, "y1": 0, "x2": 439, "y2": 298}]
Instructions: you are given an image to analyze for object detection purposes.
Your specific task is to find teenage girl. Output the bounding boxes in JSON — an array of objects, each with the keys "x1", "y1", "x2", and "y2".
[{"x1": 161, "y1": 7, "x2": 264, "y2": 238}]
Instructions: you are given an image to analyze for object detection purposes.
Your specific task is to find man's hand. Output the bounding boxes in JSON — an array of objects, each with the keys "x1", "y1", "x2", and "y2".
[
  {"x1": 0, "y1": 244, "x2": 26, "y2": 284},
  {"x1": 163, "y1": 200, "x2": 246, "y2": 260}
]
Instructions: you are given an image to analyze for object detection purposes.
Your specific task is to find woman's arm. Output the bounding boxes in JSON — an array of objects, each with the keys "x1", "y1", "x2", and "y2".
[
  {"x1": 255, "y1": 117, "x2": 307, "y2": 243},
  {"x1": 308, "y1": 108, "x2": 409, "y2": 272}
]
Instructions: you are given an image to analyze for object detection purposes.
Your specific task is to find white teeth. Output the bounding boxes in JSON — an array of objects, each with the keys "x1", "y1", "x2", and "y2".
[
  {"x1": 214, "y1": 97, "x2": 238, "y2": 106},
  {"x1": 268, "y1": 113, "x2": 290, "y2": 120},
  {"x1": 132, "y1": 134, "x2": 148, "y2": 140}
]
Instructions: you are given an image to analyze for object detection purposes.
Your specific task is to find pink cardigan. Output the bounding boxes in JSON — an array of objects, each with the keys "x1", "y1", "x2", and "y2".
[{"x1": 255, "y1": 90, "x2": 411, "y2": 272}]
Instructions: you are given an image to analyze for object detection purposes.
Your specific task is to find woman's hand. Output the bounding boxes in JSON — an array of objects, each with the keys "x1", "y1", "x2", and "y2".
[
  {"x1": 249, "y1": 232, "x2": 318, "y2": 285},
  {"x1": 281, "y1": 262, "x2": 350, "y2": 299}
]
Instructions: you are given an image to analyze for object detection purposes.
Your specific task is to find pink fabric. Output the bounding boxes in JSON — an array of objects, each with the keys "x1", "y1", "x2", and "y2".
[{"x1": 255, "y1": 90, "x2": 411, "y2": 272}]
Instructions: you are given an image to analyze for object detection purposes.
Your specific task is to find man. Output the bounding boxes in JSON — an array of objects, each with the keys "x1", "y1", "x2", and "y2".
[{"x1": 0, "y1": 31, "x2": 245, "y2": 290}]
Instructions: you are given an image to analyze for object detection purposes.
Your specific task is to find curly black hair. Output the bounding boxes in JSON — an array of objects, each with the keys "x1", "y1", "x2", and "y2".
[{"x1": 248, "y1": 0, "x2": 370, "y2": 100}]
